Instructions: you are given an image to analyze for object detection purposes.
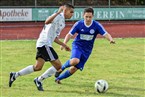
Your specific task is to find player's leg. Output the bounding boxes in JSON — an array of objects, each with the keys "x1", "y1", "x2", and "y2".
[
  {"x1": 55, "y1": 55, "x2": 89, "y2": 84},
  {"x1": 55, "y1": 58, "x2": 80, "y2": 77},
  {"x1": 55, "y1": 66, "x2": 78, "y2": 84},
  {"x1": 33, "y1": 58, "x2": 46, "y2": 91},
  {"x1": 37, "y1": 59, "x2": 61, "y2": 83},
  {"x1": 34, "y1": 46, "x2": 60, "y2": 91},
  {"x1": 55, "y1": 47, "x2": 81, "y2": 77},
  {"x1": 50, "y1": 59, "x2": 62, "y2": 71},
  {"x1": 62, "y1": 58, "x2": 80, "y2": 71},
  {"x1": 35, "y1": 59, "x2": 61, "y2": 91},
  {"x1": 9, "y1": 58, "x2": 45, "y2": 87},
  {"x1": 37, "y1": 66, "x2": 56, "y2": 82},
  {"x1": 9, "y1": 46, "x2": 48, "y2": 90}
]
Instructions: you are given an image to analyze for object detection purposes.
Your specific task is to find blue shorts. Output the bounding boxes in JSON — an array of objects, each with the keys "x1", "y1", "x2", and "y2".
[{"x1": 71, "y1": 47, "x2": 90, "y2": 71}]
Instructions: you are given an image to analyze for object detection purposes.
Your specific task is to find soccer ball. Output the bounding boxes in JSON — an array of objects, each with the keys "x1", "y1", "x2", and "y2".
[{"x1": 94, "y1": 80, "x2": 109, "y2": 93}]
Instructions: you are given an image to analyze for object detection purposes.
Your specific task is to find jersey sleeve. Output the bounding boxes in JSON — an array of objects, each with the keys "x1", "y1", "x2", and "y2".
[
  {"x1": 69, "y1": 21, "x2": 79, "y2": 36},
  {"x1": 54, "y1": 14, "x2": 65, "y2": 36},
  {"x1": 52, "y1": 13, "x2": 59, "y2": 23},
  {"x1": 57, "y1": 19, "x2": 63, "y2": 36},
  {"x1": 96, "y1": 22, "x2": 108, "y2": 36}
]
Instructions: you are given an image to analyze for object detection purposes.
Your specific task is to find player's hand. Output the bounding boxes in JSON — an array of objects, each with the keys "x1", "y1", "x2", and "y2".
[
  {"x1": 110, "y1": 40, "x2": 115, "y2": 44},
  {"x1": 57, "y1": 6, "x2": 64, "y2": 14},
  {"x1": 64, "y1": 46, "x2": 71, "y2": 51},
  {"x1": 60, "y1": 44, "x2": 71, "y2": 51},
  {"x1": 60, "y1": 45, "x2": 64, "y2": 50}
]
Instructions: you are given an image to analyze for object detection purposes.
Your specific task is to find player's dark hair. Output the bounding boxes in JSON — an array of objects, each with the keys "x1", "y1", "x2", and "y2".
[
  {"x1": 64, "y1": 3, "x2": 74, "y2": 9},
  {"x1": 84, "y1": 7, "x2": 94, "y2": 15}
]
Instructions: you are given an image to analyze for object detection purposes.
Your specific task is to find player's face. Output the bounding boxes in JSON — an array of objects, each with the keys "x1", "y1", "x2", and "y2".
[
  {"x1": 64, "y1": 7, "x2": 74, "y2": 19},
  {"x1": 83, "y1": 12, "x2": 93, "y2": 24}
]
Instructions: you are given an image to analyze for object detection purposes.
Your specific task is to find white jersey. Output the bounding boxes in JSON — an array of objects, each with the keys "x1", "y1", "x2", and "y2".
[{"x1": 36, "y1": 13, "x2": 65, "y2": 47}]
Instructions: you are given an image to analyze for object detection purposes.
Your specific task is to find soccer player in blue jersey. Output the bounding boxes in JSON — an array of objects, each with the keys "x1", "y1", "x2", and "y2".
[{"x1": 55, "y1": 7, "x2": 115, "y2": 84}]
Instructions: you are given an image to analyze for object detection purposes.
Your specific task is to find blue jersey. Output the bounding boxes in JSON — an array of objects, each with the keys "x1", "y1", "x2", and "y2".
[{"x1": 69, "y1": 20, "x2": 108, "y2": 57}]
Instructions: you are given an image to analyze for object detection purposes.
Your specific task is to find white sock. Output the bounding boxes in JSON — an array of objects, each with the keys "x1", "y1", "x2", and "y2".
[
  {"x1": 15, "y1": 65, "x2": 34, "y2": 78},
  {"x1": 38, "y1": 66, "x2": 57, "y2": 82}
]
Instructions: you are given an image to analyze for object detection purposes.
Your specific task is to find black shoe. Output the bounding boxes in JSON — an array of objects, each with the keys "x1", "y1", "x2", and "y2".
[
  {"x1": 34, "y1": 77, "x2": 44, "y2": 91},
  {"x1": 9, "y1": 72, "x2": 16, "y2": 87},
  {"x1": 55, "y1": 71, "x2": 62, "y2": 78},
  {"x1": 55, "y1": 78, "x2": 61, "y2": 84}
]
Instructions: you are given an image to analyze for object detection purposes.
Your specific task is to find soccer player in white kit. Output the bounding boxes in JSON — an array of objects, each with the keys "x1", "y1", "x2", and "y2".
[{"x1": 9, "y1": 3, "x2": 74, "y2": 91}]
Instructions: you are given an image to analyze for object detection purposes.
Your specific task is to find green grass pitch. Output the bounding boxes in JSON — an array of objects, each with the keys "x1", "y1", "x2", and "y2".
[{"x1": 0, "y1": 38, "x2": 144, "y2": 97}]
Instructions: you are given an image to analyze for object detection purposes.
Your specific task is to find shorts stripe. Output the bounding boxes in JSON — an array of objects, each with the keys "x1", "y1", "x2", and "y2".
[
  {"x1": 36, "y1": 45, "x2": 58, "y2": 61},
  {"x1": 45, "y1": 46, "x2": 55, "y2": 61}
]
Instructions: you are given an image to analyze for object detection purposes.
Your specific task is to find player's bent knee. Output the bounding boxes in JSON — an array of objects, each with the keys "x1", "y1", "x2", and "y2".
[
  {"x1": 70, "y1": 58, "x2": 80, "y2": 65},
  {"x1": 33, "y1": 65, "x2": 43, "y2": 71},
  {"x1": 53, "y1": 65, "x2": 61, "y2": 71},
  {"x1": 50, "y1": 60, "x2": 61, "y2": 71},
  {"x1": 69, "y1": 67, "x2": 78, "y2": 74}
]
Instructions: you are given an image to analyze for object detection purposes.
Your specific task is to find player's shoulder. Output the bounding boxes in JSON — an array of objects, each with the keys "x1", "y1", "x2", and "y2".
[
  {"x1": 54, "y1": 13, "x2": 64, "y2": 20},
  {"x1": 93, "y1": 20, "x2": 100, "y2": 25},
  {"x1": 75, "y1": 20, "x2": 84, "y2": 26},
  {"x1": 78, "y1": 20, "x2": 84, "y2": 24},
  {"x1": 92, "y1": 20, "x2": 103, "y2": 27},
  {"x1": 59, "y1": 13, "x2": 64, "y2": 18},
  {"x1": 72, "y1": 20, "x2": 83, "y2": 27}
]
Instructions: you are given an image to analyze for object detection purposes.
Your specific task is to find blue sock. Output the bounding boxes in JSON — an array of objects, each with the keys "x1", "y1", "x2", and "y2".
[
  {"x1": 61, "y1": 60, "x2": 71, "y2": 71},
  {"x1": 57, "y1": 70, "x2": 72, "y2": 80}
]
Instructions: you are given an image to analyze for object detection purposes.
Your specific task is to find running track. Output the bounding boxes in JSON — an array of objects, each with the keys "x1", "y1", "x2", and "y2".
[{"x1": 0, "y1": 21, "x2": 145, "y2": 40}]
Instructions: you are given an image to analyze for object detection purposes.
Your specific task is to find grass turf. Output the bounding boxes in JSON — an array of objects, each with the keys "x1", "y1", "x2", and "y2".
[{"x1": 0, "y1": 38, "x2": 144, "y2": 97}]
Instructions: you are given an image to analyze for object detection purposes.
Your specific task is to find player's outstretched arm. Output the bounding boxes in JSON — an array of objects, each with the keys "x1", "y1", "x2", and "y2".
[
  {"x1": 54, "y1": 37, "x2": 71, "y2": 51},
  {"x1": 45, "y1": 6, "x2": 64, "y2": 24},
  {"x1": 64, "y1": 33, "x2": 72, "y2": 44},
  {"x1": 60, "y1": 33, "x2": 72, "y2": 50},
  {"x1": 104, "y1": 33, "x2": 115, "y2": 44}
]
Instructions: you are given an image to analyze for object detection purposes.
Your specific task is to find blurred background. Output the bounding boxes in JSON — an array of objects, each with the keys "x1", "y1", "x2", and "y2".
[{"x1": 0, "y1": 0, "x2": 144, "y2": 7}]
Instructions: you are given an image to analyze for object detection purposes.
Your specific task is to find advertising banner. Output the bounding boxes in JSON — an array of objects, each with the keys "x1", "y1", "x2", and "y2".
[
  {"x1": 0, "y1": 8, "x2": 32, "y2": 21},
  {"x1": 0, "y1": 8, "x2": 144, "y2": 21}
]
